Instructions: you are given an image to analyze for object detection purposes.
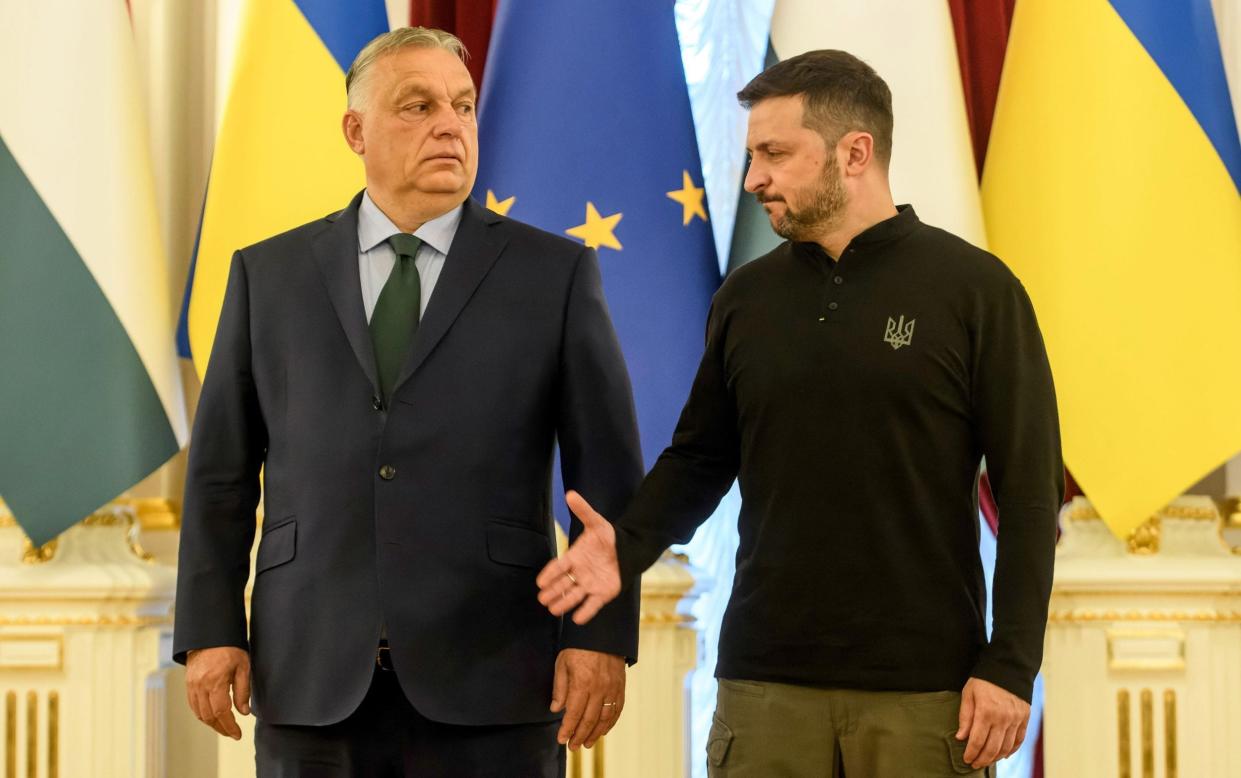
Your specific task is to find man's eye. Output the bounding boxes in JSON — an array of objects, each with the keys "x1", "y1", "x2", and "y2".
[{"x1": 403, "y1": 103, "x2": 428, "y2": 113}]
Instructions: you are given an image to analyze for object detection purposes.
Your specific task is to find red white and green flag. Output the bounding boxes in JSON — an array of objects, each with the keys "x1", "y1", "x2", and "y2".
[{"x1": 0, "y1": 2, "x2": 188, "y2": 546}]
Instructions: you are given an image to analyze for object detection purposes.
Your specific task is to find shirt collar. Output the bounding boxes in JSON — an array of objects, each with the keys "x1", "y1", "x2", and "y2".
[
  {"x1": 849, "y1": 203, "x2": 919, "y2": 248},
  {"x1": 793, "y1": 204, "x2": 920, "y2": 261},
  {"x1": 358, "y1": 190, "x2": 464, "y2": 256}
]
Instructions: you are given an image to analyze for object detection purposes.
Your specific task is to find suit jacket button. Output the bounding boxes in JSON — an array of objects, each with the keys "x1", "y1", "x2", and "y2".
[
  {"x1": 371, "y1": 396, "x2": 383, "y2": 411},
  {"x1": 379, "y1": 465, "x2": 396, "y2": 480}
]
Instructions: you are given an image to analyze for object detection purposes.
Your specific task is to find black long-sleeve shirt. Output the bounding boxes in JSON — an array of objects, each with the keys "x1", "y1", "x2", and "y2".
[{"x1": 615, "y1": 206, "x2": 1062, "y2": 702}]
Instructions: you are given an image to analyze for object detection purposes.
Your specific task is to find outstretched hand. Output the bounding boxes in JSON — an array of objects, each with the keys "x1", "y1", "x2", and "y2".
[{"x1": 536, "y1": 490, "x2": 623, "y2": 625}]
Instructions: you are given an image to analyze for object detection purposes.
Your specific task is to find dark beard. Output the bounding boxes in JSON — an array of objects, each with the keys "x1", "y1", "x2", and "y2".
[{"x1": 769, "y1": 156, "x2": 847, "y2": 241}]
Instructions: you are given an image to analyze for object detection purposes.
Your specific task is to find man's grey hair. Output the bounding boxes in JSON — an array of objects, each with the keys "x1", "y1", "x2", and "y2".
[{"x1": 346, "y1": 27, "x2": 469, "y2": 110}]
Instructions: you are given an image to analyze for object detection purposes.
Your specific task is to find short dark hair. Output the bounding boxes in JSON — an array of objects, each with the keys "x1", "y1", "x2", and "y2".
[{"x1": 738, "y1": 49, "x2": 894, "y2": 165}]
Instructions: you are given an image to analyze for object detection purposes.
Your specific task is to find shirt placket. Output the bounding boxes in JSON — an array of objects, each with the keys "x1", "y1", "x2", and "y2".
[{"x1": 818, "y1": 247, "x2": 854, "y2": 323}]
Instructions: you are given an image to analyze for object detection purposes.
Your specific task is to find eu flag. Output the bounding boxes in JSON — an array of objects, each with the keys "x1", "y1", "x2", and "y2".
[{"x1": 475, "y1": 0, "x2": 721, "y2": 531}]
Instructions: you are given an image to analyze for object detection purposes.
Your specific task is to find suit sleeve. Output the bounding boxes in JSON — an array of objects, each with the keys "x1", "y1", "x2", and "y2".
[
  {"x1": 968, "y1": 274, "x2": 1064, "y2": 702},
  {"x1": 172, "y1": 252, "x2": 267, "y2": 664},
  {"x1": 556, "y1": 247, "x2": 645, "y2": 663}
]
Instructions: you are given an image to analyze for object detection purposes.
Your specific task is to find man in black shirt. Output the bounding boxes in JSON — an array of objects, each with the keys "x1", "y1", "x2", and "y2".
[{"x1": 537, "y1": 50, "x2": 1062, "y2": 776}]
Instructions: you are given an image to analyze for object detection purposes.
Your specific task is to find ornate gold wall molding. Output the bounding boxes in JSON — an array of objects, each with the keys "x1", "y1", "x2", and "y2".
[
  {"x1": 568, "y1": 737, "x2": 605, "y2": 778},
  {"x1": 26, "y1": 691, "x2": 37, "y2": 778},
  {"x1": 1115, "y1": 688, "x2": 1180, "y2": 778},
  {"x1": 638, "y1": 611, "x2": 696, "y2": 626},
  {"x1": 1139, "y1": 689, "x2": 1154, "y2": 778},
  {"x1": 18, "y1": 540, "x2": 56, "y2": 566},
  {"x1": 5, "y1": 691, "x2": 14, "y2": 778},
  {"x1": 1069, "y1": 501, "x2": 1217, "y2": 524},
  {"x1": 8, "y1": 507, "x2": 157, "y2": 567},
  {"x1": 0, "y1": 636, "x2": 63, "y2": 672},
  {"x1": 0, "y1": 615, "x2": 171, "y2": 628},
  {"x1": 1127, "y1": 518, "x2": 1161, "y2": 555},
  {"x1": 1163, "y1": 690, "x2": 1177, "y2": 778},
  {"x1": 1117, "y1": 689, "x2": 1131, "y2": 778},
  {"x1": 1, "y1": 689, "x2": 60, "y2": 778},
  {"x1": 635, "y1": 551, "x2": 699, "y2": 627},
  {"x1": 0, "y1": 498, "x2": 179, "y2": 567},
  {"x1": 1222, "y1": 496, "x2": 1241, "y2": 527},
  {"x1": 115, "y1": 498, "x2": 181, "y2": 531},
  {"x1": 1049, "y1": 609, "x2": 1241, "y2": 623},
  {"x1": 1060, "y1": 496, "x2": 1237, "y2": 557}
]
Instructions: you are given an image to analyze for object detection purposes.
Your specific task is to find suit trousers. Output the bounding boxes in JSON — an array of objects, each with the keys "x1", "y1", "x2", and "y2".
[{"x1": 255, "y1": 667, "x2": 565, "y2": 778}]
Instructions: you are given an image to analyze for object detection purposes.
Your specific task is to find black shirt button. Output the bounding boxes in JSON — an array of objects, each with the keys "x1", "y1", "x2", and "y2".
[
  {"x1": 833, "y1": 276, "x2": 843, "y2": 285},
  {"x1": 379, "y1": 465, "x2": 396, "y2": 480},
  {"x1": 371, "y1": 396, "x2": 383, "y2": 411},
  {"x1": 828, "y1": 302, "x2": 839, "y2": 311}
]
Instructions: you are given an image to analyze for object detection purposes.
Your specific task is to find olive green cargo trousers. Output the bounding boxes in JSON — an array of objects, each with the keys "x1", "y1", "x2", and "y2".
[{"x1": 707, "y1": 679, "x2": 992, "y2": 777}]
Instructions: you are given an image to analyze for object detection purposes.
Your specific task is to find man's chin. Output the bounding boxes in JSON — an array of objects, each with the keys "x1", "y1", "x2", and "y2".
[
  {"x1": 411, "y1": 174, "x2": 470, "y2": 198},
  {"x1": 770, "y1": 214, "x2": 795, "y2": 240}
]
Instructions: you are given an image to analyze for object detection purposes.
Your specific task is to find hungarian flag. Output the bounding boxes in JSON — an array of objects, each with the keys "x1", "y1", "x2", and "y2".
[{"x1": 0, "y1": 1, "x2": 188, "y2": 545}]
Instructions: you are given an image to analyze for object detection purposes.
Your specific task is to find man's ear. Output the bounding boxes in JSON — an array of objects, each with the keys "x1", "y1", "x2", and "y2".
[
  {"x1": 841, "y1": 131, "x2": 875, "y2": 176},
  {"x1": 342, "y1": 111, "x2": 365, "y2": 155}
]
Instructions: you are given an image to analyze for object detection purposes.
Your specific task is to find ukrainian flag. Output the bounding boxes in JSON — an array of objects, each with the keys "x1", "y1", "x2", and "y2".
[
  {"x1": 181, "y1": 0, "x2": 389, "y2": 375},
  {"x1": 982, "y1": 0, "x2": 1241, "y2": 538}
]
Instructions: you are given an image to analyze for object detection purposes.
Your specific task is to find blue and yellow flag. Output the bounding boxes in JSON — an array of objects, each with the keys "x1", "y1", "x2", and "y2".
[
  {"x1": 983, "y1": 0, "x2": 1241, "y2": 538},
  {"x1": 180, "y1": 0, "x2": 389, "y2": 374},
  {"x1": 475, "y1": 0, "x2": 721, "y2": 531}
]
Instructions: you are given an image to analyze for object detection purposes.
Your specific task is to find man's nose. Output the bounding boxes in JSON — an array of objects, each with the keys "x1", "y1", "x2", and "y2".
[
  {"x1": 743, "y1": 162, "x2": 767, "y2": 194},
  {"x1": 431, "y1": 107, "x2": 466, "y2": 138}
]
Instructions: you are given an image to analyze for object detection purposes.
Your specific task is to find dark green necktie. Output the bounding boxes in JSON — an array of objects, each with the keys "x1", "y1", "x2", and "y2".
[{"x1": 370, "y1": 233, "x2": 422, "y2": 401}]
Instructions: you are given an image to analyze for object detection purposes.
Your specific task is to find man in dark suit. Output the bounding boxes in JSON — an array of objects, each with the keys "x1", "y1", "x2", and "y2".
[{"x1": 173, "y1": 27, "x2": 642, "y2": 777}]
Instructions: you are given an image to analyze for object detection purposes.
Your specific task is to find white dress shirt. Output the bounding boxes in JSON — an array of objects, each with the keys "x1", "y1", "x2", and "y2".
[{"x1": 357, "y1": 190, "x2": 463, "y2": 323}]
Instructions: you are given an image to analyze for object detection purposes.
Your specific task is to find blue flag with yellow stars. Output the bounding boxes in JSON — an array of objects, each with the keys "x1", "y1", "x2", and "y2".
[{"x1": 475, "y1": 0, "x2": 721, "y2": 533}]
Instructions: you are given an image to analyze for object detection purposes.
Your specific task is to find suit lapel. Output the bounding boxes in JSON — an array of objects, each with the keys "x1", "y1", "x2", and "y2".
[
  {"x1": 390, "y1": 198, "x2": 507, "y2": 396},
  {"x1": 311, "y1": 191, "x2": 380, "y2": 394}
]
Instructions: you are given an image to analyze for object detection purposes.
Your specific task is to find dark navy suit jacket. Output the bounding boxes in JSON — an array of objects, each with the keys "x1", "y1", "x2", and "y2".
[{"x1": 173, "y1": 192, "x2": 643, "y2": 727}]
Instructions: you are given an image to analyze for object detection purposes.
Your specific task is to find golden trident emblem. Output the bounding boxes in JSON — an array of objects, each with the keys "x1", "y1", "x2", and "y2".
[{"x1": 884, "y1": 315, "x2": 915, "y2": 350}]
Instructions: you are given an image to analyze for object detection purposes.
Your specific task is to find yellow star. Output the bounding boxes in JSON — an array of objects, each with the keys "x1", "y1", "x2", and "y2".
[
  {"x1": 566, "y1": 202, "x2": 623, "y2": 251},
  {"x1": 485, "y1": 190, "x2": 516, "y2": 216},
  {"x1": 666, "y1": 170, "x2": 708, "y2": 226}
]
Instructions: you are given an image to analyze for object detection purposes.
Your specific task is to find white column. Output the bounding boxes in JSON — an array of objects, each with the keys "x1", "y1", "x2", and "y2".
[
  {"x1": 0, "y1": 503, "x2": 175, "y2": 777},
  {"x1": 1043, "y1": 496, "x2": 1241, "y2": 777},
  {"x1": 570, "y1": 553, "x2": 703, "y2": 778}
]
